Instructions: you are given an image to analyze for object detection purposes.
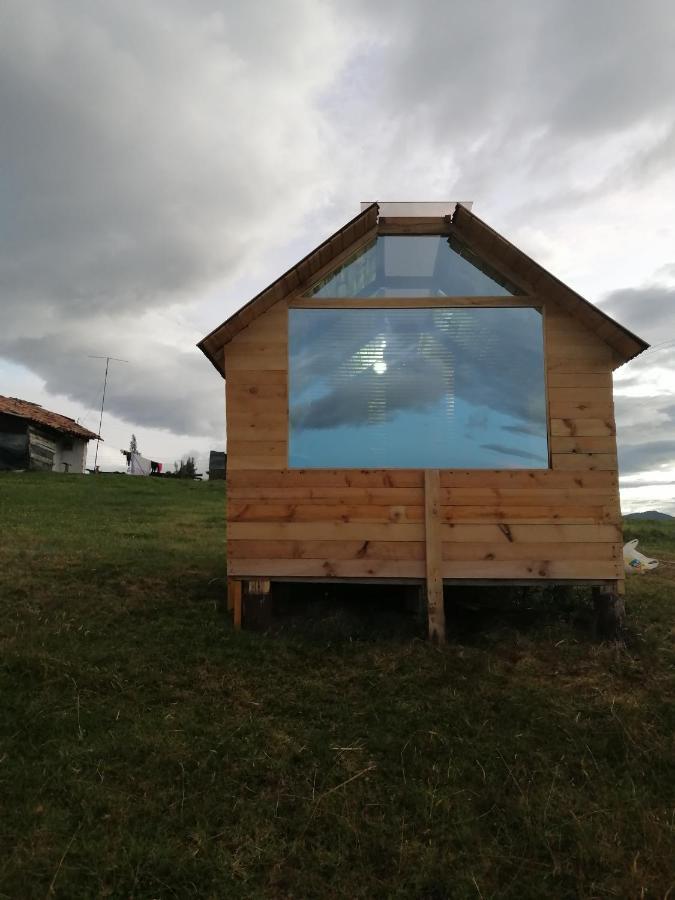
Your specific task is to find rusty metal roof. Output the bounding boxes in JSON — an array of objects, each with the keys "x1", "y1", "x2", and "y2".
[{"x1": 0, "y1": 396, "x2": 101, "y2": 441}]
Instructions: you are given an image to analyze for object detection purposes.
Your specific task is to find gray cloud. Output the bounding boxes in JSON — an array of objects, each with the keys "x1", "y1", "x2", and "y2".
[
  {"x1": 2, "y1": 0, "x2": 675, "y2": 468},
  {"x1": 601, "y1": 284, "x2": 675, "y2": 343},
  {"x1": 619, "y1": 441, "x2": 675, "y2": 475}
]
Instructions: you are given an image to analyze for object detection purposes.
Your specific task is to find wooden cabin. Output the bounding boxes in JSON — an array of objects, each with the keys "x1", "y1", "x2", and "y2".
[{"x1": 198, "y1": 202, "x2": 648, "y2": 639}]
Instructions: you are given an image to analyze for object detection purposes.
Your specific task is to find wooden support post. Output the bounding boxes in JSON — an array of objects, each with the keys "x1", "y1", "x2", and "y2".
[
  {"x1": 229, "y1": 579, "x2": 242, "y2": 630},
  {"x1": 592, "y1": 584, "x2": 625, "y2": 641},
  {"x1": 424, "y1": 469, "x2": 445, "y2": 643},
  {"x1": 243, "y1": 578, "x2": 273, "y2": 631}
]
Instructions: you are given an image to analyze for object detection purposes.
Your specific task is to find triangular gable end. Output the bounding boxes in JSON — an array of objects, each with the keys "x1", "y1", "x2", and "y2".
[
  {"x1": 306, "y1": 234, "x2": 521, "y2": 298},
  {"x1": 197, "y1": 203, "x2": 379, "y2": 376},
  {"x1": 450, "y1": 203, "x2": 649, "y2": 366},
  {"x1": 197, "y1": 202, "x2": 649, "y2": 376}
]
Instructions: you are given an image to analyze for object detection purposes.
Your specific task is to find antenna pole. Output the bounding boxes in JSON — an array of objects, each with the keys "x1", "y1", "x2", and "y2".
[{"x1": 88, "y1": 355, "x2": 128, "y2": 472}]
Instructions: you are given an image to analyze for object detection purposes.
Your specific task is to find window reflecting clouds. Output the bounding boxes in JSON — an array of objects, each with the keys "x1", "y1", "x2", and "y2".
[
  {"x1": 308, "y1": 236, "x2": 520, "y2": 297},
  {"x1": 289, "y1": 307, "x2": 548, "y2": 469}
]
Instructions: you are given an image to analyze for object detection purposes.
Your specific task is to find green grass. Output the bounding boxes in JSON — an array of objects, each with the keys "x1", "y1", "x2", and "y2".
[{"x1": 0, "y1": 473, "x2": 674, "y2": 899}]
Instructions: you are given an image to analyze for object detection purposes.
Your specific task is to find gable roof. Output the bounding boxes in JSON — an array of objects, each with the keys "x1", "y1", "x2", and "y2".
[
  {"x1": 449, "y1": 204, "x2": 648, "y2": 364},
  {"x1": 0, "y1": 396, "x2": 100, "y2": 441},
  {"x1": 197, "y1": 202, "x2": 648, "y2": 376},
  {"x1": 198, "y1": 203, "x2": 379, "y2": 374}
]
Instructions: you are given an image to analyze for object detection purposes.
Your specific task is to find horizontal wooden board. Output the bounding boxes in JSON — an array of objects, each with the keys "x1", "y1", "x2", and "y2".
[
  {"x1": 546, "y1": 360, "x2": 614, "y2": 374},
  {"x1": 228, "y1": 486, "x2": 427, "y2": 504},
  {"x1": 228, "y1": 521, "x2": 621, "y2": 543},
  {"x1": 225, "y1": 344, "x2": 287, "y2": 371},
  {"x1": 228, "y1": 540, "x2": 426, "y2": 560},
  {"x1": 441, "y1": 542, "x2": 619, "y2": 561},
  {"x1": 227, "y1": 558, "x2": 621, "y2": 580},
  {"x1": 548, "y1": 400, "x2": 614, "y2": 418},
  {"x1": 228, "y1": 453, "x2": 288, "y2": 471},
  {"x1": 442, "y1": 560, "x2": 622, "y2": 579},
  {"x1": 228, "y1": 540, "x2": 619, "y2": 563},
  {"x1": 228, "y1": 521, "x2": 425, "y2": 541},
  {"x1": 228, "y1": 468, "x2": 617, "y2": 490},
  {"x1": 228, "y1": 486, "x2": 616, "y2": 506},
  {"x1": 226, "y1": 421, "x2": 287, "y2": 440},
  {"x1": 548, "y1": 387, "x2": 613, "y2": 402},
  {"x1": 550, "y1": 418, "x2": 616, "y2": 436},
  {"x1": 439, "y1": 470, "x2": 617, "y2": 489},
  {"x1": 551, "y1": 453, "x2": 617, "y2": 471},
  {"x1": 226, "y1": 384, "x2": 287, "y2": 402},
  {"x1": 227, "y1": 502, "x2": 613, "y2": 524},
  {"x1": 227, "y1": 411, "x2": 288, "y2": 427},
  {"x1": 441, "y1": 523, "x2": 621, "y2": 543},
  {"x1": 228, "y1": 558, "x2": 425, "y2": 578},
  {"x1": 229, "y1": 470, "x2": 425, "y2": 488},
  {"x1": 227, "y1": 370, "x2": 287, "y2": 386},
  {"x1": 546, "y1": 373, "x2": 613, "y2": 388},
  {"x1": 227, "y1": 440, "x2": 288, "y2": 457},
  {"x1": 550, "y1": 435, "x2": 617, "y2": 453}
]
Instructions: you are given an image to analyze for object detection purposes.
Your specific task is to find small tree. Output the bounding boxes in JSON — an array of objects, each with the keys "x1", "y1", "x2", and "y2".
[
  {"x1": 130, "y1": 434, "x2": 138, "y2": 453},
  {"x1": 173, "y1": 456, "x2": 196, "y2": 479}
]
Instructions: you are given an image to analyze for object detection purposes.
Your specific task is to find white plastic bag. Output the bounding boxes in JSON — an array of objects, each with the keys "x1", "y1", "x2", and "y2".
[{"x1": 623, "y1": 539, "x2": 659, "y2": 575}]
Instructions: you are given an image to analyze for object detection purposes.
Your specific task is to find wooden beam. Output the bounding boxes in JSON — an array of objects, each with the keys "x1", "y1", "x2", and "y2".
[
  {"x1": 289, "y1": 296, "x2": 539, "y2": 309},
  {"x1": 424, "y1": 469, "x2": 445, "y2": 643},
  {"x1": 230, "y1": 579, "x2": 242, "y2": 630}
]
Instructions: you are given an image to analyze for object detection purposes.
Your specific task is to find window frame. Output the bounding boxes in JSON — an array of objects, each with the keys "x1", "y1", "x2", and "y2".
[{"x1": 285, "y1": 220, "x2": 552, "y2": 472}]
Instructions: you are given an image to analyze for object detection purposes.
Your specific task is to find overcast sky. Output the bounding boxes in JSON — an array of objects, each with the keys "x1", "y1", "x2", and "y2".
[{"x1": 1, "y1": 0, "x2": 674, "y2": 508}]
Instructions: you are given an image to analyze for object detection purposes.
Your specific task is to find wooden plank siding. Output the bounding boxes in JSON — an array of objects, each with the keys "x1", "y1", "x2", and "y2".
[{"x1": 223, "y1": 234, "x2": 623, "y2": 588}]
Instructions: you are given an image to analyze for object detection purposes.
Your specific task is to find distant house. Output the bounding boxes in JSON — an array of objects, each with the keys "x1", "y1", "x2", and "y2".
[
  {"x1": 0, "y1": 396, "x2": 100, "y2": 473},
  {"x1": 208, "y1": 451, "x2": 226, "y2": 480}
]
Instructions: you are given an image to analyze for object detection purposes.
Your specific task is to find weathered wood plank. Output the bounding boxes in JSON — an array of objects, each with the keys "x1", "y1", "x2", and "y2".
[
  {"x1": 227, "y1": 502, "x2": 613, "y2": 524},
  {"x1": 548, "y1": 387, "x2": 614, "y2": 403},
  {"x1": 424, "y1": 469, "x2": 445, "y2": 642},
  {"x1": 441, "y1": 523, "x2": 621, "y2": 542},
  {"x1": 228, "y1": 521, "x2": 621, "y2": 543},
  {"x1": 226, "y1": 558, "x2": 621, "y2": 580},
  {"x1": 228, "y1": 558, "x2": 426, "y2": 578},
  {"x1": 225, "y1": 344, "x2": 287, "y2": 371},
  {"x1": 551, "y1": 453, "x2": 618, "y2": 471},
  {"x1": 226, "y1": 370, "x2": 288, "y2": 386},
  {"x1": 441, "y1": 542, "x2": 620, "y2": 561},
  {"x1": 227, "y1": 485, "x2": 616, "y2": 505},
  {"x1": 227, "y1": 422, "x2": 287, "y2": 441},
  {"x1": 226, "y1": 385, "x2": 287, "y2": 403},
  {"x1": 229, "y1": 470, "x2": 425, "y2": 488},
  {"x1": 550, "y1": 418, "x2": 616, "y2": 437},
  {"x1": 550, "y1": 435, "x2": 617, "y2": 453},
  {"x1": 227, "y1": 453, "x2": 288, "y2": 471},
  {"x1": 546, "y1": 373, "x2": 613, "y2": 388},
  {"x1": 228, "y1": 521, "x2": 425, "y2": 541},
  {"x1": 228, "y1": 539, "x2": 619, "y2": 562},
  {"x1": 228, "y1": 468, "x2": 617, "y2": 489},
  {"x1": 228, "y1": 539, "x2": 426, "y2": 560},
  {"x1": 441, "y1": 560, "x2": 622, "y2": 579},
  {"x1": 548, "y1": 400, "x2": 614, "y2": 419}
]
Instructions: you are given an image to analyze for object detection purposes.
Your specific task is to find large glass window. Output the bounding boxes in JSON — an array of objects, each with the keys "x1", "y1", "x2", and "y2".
[
  {"x1": 308, "y1": 236, "x2": 520, "y2": 297},
  {"x1": 289, "y1": 307, "x2": 548, "y2": 469}
]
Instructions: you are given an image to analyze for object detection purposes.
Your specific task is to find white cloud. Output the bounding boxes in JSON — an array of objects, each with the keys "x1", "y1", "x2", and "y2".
[{"x1": 2, "y1": 0, "x2": 675, "y2": 508}]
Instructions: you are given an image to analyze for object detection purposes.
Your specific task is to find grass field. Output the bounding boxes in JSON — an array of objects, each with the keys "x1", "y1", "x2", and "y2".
[{"x1": 1, "y1": 473, "x2": 674, "y2": 899}]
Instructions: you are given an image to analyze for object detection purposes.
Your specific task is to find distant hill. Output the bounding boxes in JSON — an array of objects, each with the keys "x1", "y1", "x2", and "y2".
[{"x1": 624, "y1": 510, "x2": 675, "y2": 521}]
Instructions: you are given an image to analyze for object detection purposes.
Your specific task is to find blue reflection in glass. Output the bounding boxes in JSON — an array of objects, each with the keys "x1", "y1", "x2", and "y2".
[
  {"x1": 289, "y1": 307, "x2": 548, "y2": 469},
  {"x1": 308, "y1": 236, "x2": 518, "y2": 297}
]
